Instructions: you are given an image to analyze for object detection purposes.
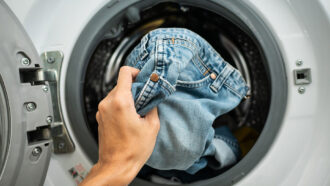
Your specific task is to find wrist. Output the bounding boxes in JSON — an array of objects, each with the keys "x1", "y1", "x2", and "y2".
[{"x1": 80, "y1": 160, "x2": 141, "y2": 186}]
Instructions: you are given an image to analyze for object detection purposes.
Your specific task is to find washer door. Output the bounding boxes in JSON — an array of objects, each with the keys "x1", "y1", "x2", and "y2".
[{"x1": 0, "y1": 2, "x2": 53, "y2": 186}]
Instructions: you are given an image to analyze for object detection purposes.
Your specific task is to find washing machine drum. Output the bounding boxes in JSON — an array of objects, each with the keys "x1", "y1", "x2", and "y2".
[{"x1": 65, "y1": 1, "x2": 287, "y2": 185}]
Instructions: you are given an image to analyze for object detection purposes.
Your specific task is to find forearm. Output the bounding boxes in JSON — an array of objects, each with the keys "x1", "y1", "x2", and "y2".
[{"x1": 79, "y1": 161, "x2": 139, "y2": 186}]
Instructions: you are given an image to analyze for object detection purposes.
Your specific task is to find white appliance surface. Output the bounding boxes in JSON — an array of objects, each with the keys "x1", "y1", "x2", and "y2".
[{"x1": 4, "y1": 0, "x2": 330, "y2": 185}]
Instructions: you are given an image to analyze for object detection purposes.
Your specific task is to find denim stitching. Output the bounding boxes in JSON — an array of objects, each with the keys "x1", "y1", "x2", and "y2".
[
  {"x1": 148, "y1": 33, "x2": 229, "y2": 80},
  {"x1": 191, "y1": 55, "x2": 207, "y2": 75},
  {"x1": 196, "y1": 52, "x2": 212, "y2": 74},
  {"x1": 135, "y1": 77, "x2": 175, "y2": 111},
  {"x1": 160, "y1": 84, "x2": 172, "y2": 96},
  {"x1": 135, "y1": 78, "x2": 150, "y2": 108},
  {"x1": 135, "y1": 79, "x2": 154, "y2": 110},
  {"x1": 150, "y1": 33, "x2": 224, "y2": 74},
  {"x1": 164, "y1": 38, "x2": 210, "y2": 74},
  {"x1": 133, "y1": 50, "x2": 155, "y2": 70},
  {"x1": 136, "y1": 80, "x2": 157, "y2": 110},
  {"x1": 139, "y1": 34, "x2": 149, "y2": 61},
  {"x1": 210, "y1": 65, "x2": 234, "y2": 93},
  {"x1": 214, "y1": 135, "x2": 239, "y2": 149},
  {"x1": 166, "y1": 42, "x2": 207, "y2": 75},
  {"x1": 223, "y1": 82, "x2": 244, "y2": 99},
  {"x1": 158, "y1": 39, "x2": 239, "y2": 91},
  {"x1": 129, "y1": 43, "x2": 141, "y2": 67},
  {"x1": 175, "y1": 75, "x2": 212, "y2": 88},
  {"x1": 139, "y1": 83, "x2": 156, "y2": 109},
  {"x1": 159, "y1": 77, "x2": 176, "y2": 94},
  {"x1": 155, "y1": 40, "x2": 165, "y2": 76}
]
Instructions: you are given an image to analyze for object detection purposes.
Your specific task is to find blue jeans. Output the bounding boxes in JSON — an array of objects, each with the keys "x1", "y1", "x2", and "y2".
[{"x1": 125, "y1": 28, "x2": 248, "y2": 174}]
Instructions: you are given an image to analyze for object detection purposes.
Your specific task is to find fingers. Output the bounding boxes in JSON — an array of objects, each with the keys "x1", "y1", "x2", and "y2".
[
  {"x1": 96, "y1": 111, "x2": 101, "y2": 124},
  {"x1": 116, "y1": 66, "x2": 140, "y2": 92},
  {"x1": 145, "y1": 107, "x2": 160, "y2": 132}
]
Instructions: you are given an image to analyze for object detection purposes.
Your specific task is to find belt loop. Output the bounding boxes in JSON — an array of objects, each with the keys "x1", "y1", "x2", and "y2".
[
  {"x1": 139, "y1": 34, "x2": 149, "y2": 60},
  {"x1": 210, "y1": 64, "x2": 234, "y2": 93},
  {"x1": 155, "y1": 39, "x2": 165, "y2": 73}
]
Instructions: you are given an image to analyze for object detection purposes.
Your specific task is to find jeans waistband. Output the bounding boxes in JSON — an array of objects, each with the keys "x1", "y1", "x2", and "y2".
[
  {"x1": 135, "y1": 28, "x2": 249, "y2": 98},
  {"x1": 140, "y1": 28, "x2": 227, "y2": 74}
]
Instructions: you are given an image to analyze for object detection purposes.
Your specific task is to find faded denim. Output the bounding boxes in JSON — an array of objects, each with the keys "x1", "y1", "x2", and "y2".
[{"x1": 125, "y1": 28, "x2": 249, "y2": 174}]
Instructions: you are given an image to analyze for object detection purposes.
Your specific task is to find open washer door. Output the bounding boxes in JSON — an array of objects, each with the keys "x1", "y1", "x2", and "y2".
[{"x1": 0, "y1": 1, "x2": 54, "y2": 185}]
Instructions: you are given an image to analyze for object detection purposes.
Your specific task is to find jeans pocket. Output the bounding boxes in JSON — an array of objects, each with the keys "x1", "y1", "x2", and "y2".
[{"x1": 175, "y1": 74, "x2": 213, "y2": 88}]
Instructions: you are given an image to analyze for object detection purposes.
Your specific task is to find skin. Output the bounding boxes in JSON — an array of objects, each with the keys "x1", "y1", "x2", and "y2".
[{"x1": 79, "y1": 66, "x2": 160, "y2": 186}]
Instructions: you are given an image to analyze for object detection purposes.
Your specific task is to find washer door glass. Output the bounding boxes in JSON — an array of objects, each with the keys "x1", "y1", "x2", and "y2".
[{"x1": 0, "y1": 2, "x2": 53, "y2": 186}]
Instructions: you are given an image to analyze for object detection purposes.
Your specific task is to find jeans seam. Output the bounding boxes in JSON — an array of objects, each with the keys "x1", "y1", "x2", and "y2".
[
  {"x1": 135, "y1": 77, "x2": 175, "y2": 111},
  {"x1": 159, "y1": 77, "x2": 176, "y2": 94},
  {"x1": 135, "y1": 79, "x2": 155, "y2": 110},
  {"x1": 148, "y1": 29, "x2": 227, "y2": 72},
  {"x1": 223, "y1": 82, "x2": 244, "y2": 99},
  {"x1": 155, "y1": 41, "x2": 165, "y2": 74},
  {"x1": 137, "y1": 83, "x2": 156, "y2": 110},
  {"x1": 175, "y1": 74, "x2": 212, "y2": 88},
  {"x1": 135, "y1": 51, "x2": 155, "y2": 70},
  {"x1": 163, "y1": 37, "x2": 223, "y2": 76},
  {"x1": 164, "y1": 39, "x2": 210, "y2": 75},
  {"x1": 214, "y1": 135, "x2": 239, "y2": 149},
  {"x1": 191, "y1": 56, "x2": 206, "y2": 75},
  {"x1": 139, "y1": 83, "x2": 155, "y2": 109}
]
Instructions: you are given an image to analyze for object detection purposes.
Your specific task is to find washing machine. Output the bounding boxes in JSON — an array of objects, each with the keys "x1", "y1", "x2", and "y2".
[{"x1": 1, "y1": 0, "x2": 330, "y2": 185}]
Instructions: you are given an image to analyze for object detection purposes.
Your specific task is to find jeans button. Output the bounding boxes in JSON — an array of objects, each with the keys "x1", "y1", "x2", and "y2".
[
  {"x1": 210, "y1": 73, "x2": 217, "y2": 80},
  {"x1": 150, "y1": 73, "x2": 159, "y2": 82}
]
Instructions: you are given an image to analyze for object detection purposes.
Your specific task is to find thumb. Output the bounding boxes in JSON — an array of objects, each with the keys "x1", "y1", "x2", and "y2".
[{"x1": 145, "y1": 107, "x2": 160, "y2": 131}]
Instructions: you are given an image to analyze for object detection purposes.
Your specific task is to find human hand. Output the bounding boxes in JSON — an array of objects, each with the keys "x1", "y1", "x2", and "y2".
[{"x1": 80, "y1": 66, "x2": 160, "y2": 186}]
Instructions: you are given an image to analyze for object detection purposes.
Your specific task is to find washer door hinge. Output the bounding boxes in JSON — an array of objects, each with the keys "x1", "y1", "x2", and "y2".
[
  {"x1": 38, "y1": 51, "x2": 75, "y2": 153},
  {"x1": 32, "y1": 51, "x2": 75, "y2": 154},
  {"x1": 19, "y1": 51, "x2": 75, "y2": 153}
]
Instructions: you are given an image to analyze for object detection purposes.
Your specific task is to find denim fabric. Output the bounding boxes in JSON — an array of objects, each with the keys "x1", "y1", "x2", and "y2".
[
  {"x1": 125, "y1": 28, "x2": 249, "y2": 174},
  {"x1": 138, "y1": 126, "x2": 240, "y2": 183}
]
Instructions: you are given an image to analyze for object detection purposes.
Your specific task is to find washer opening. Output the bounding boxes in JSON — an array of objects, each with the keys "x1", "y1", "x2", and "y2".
[
  {"x1": 83, "y1": 2, "x2": 269, "y2": 182},
  {"x1": 66, "y1": 0, "x2": 287, "y2": 185}
]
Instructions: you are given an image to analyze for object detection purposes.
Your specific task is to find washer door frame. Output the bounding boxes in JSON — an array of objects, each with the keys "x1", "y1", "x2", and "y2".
[{"x1": 0, "y1": 2, "x2": 53, "y2": 186}]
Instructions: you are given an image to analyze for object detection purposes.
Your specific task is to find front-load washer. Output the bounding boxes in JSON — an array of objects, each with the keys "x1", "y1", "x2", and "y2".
[{"x1": 1, "y1": 0, "x2": 330, "y2": 185}]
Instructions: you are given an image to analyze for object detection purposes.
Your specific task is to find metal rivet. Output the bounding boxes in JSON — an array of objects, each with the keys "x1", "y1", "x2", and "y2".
[
  {"x1": 298, "y1": 86, "x2": 305, "y2": 94},
  {"x1": 47, "y1": 56, "x2": 56, "y2": 64},
  {"x1": 21, "y1": 58, "x2": 30, "y2": 66},
  {"x1": 46, "y1": 116, "x2": 53, "y2": 124},
  {"x1": 150, "y1": 73, "x2": 159, "y2": 82},
  {"x1": 26, "y1": 102, "x2": 36, "y2": 111},
  {"x1": 296, "y1": 59, "x2": 303, "y2": 66},
  {"x1": 32, "y1": 147, "x2": 42, "y2": 157},
  {"x1": 210, "y1": 73, "x2": 217, "y2": 80},
  {"x1": 58, "y1": 142, "x2": 65, "y2": 149},
  {"x1": 42, "y1": 85, "x2": 49, "y2": 92}
]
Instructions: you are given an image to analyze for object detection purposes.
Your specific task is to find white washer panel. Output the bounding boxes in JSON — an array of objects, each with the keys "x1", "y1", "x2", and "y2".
[{"x1": 4, "y1": 0, "x2": 330, "y2": 185}]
